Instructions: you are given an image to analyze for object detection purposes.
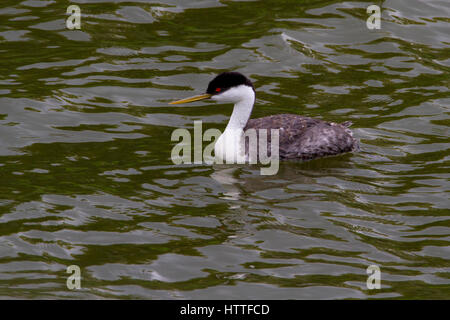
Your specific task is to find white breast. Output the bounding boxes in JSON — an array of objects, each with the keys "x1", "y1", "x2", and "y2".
[{"x1": 214, "y1": 129, "x2": 246, "y2": 164}]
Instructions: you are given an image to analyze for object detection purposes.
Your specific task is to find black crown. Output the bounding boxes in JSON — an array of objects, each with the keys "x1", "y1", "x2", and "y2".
[{"x1": 206, "y1": 72, "x2": 254, "y2": 94}]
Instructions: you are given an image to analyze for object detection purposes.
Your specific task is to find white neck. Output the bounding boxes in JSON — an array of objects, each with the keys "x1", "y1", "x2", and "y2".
[
  {"x1": 223, "y1": 85, "x2": 255, "y2": 131},
  {"x1": 214, "y1": 85, "x2": 255, "y2": 163}
]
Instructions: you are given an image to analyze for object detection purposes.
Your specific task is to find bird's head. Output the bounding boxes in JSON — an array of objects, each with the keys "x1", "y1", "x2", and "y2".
[{"x1": 170, "y1": 72, "x2": 254, "y2": 105}]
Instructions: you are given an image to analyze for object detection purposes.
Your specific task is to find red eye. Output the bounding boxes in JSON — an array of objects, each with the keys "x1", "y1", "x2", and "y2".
[{"x1": 215, "y1": 88, "x2": 221, "y2": 92}]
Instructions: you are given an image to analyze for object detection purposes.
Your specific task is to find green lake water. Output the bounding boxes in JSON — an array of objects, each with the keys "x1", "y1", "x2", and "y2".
[{"x1": 0, "y1": 0, "x2": 449, "y2": 299}]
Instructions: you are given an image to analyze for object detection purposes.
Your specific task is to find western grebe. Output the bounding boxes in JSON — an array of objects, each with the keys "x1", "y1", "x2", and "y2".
[{"x1": 170, "y1": 72, "x2": 359, "y2": 162}]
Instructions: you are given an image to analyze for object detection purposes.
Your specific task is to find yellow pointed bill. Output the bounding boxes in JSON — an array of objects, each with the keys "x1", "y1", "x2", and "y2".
[{"x1": 169, "y1": 93, "x2": 212, "y2": 105}]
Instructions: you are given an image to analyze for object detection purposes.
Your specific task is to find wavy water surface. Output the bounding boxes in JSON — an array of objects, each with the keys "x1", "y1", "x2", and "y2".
[{"x1": 0, "y1": 0, "x2": 449, "y2": 299}]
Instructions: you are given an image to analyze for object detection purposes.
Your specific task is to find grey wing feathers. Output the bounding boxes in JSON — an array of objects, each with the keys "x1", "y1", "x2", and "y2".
[{"x1": 244, "y1": 114, "x2": 359, "y2": 160}]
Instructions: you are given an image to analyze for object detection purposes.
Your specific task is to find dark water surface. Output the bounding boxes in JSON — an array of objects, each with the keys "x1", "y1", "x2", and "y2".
[{"x1": 0, "y1": 0, "x2": 449, "y2": 299}]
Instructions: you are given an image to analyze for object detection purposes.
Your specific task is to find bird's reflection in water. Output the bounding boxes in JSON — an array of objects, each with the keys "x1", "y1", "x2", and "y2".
[
  {"x1": 210, "y1": 165, "x2": 242, "y2": 207},
  {"x1": 210, "y1": 153, "x2": 356, "y2": 228},
  {"x1": 209, "y1": 155, "x2": 358, "y2": 243},
  {"x1": 210, "y1": 153, "x2": 357, "y2": 200}
]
